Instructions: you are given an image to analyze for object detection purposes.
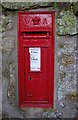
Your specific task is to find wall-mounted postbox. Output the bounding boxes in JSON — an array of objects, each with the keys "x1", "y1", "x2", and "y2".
[{"x1": 18, "y1": 11, "x2": 55, "y2": 108}]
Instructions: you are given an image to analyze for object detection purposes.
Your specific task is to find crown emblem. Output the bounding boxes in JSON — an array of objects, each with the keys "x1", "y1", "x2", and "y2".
[{"x1": 32, "y1": 16, "x2": 41, "y2": 25}]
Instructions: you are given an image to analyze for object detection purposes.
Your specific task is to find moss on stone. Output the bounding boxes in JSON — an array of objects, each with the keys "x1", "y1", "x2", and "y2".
[
  {"x1": 58, "y1": 43, "x2": 65, "y2": 48},
  {"x1": 1, "y1": 2, "x2": 78, "y2": 16},
  {"x1": 72, "y1": 2, "x2": 78, "y2": 16},
  {"x1": 65, "y1": 92, "x2": 78, "y2": 102},
  {"x1": 59, "y1": 71, "x2": 66, "y2": 81},
  {"x1": 60, "y1": 54, "x2": 75, "y2": 66},
  {"x1": 3, "y1": 67, "x2": 10, "y2": 78},
  {"x1": 57, "y1": 10, "x2": 77, "y2": 35},
  {"x1": 1, "y1": 2, "x2": 53, "y2": 10}
]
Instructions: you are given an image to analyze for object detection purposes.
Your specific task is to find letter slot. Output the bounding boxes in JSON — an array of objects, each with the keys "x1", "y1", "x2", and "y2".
[{"x1": 22, "y1": 31, "x2": 50, "y2": 39}]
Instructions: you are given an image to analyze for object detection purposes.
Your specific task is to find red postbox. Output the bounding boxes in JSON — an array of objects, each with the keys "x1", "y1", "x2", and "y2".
[{"x1": 18, "y1": 11, "x2": 55, "y2": 108}]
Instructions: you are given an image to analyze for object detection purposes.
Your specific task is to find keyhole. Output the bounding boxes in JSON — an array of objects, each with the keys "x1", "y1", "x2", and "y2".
[{"x1": 29, "y1": 77, "x2": 32, "y2": 80}]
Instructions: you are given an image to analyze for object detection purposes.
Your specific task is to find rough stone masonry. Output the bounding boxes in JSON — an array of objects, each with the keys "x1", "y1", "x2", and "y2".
[{"x1": 0, "y1": 2, "x2": 78, "y2": 119}]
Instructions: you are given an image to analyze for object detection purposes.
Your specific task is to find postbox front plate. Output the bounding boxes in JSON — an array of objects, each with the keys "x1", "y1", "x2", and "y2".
[{"x1": 18, "y1": 11, "x2": 55, "y2": 108}]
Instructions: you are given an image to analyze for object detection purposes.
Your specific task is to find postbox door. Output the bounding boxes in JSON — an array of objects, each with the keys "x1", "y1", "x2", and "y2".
[
  {"x1": 18, "y1": 11, "x2": 55, "y2": 107},
  {"x1": 24, "y1": 47, "x2": 51, "y2": 104}
]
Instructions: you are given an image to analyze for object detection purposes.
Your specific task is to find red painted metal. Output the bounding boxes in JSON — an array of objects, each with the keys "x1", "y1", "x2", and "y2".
[{"x1": 18, "y1": 11, "x2": 55, "y2": 108}]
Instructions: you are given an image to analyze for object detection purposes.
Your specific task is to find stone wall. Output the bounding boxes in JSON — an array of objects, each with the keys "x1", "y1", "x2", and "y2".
[
  {"x1": 1, "y1": 2, "x2": 78, "y2": 119},
  {"x1": 0, "y1": 4, "x2": 2, "y2": 120}
]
